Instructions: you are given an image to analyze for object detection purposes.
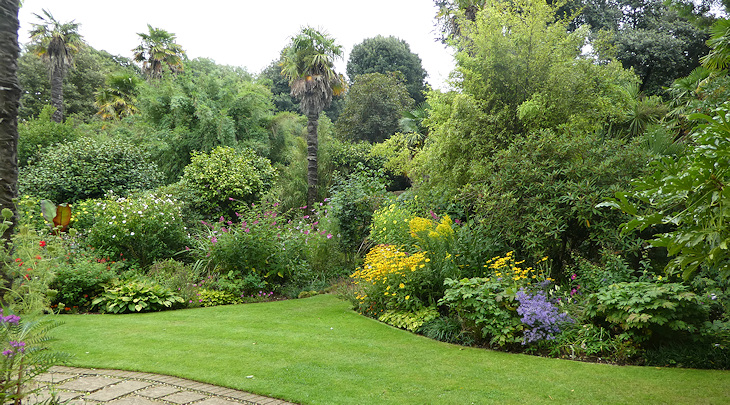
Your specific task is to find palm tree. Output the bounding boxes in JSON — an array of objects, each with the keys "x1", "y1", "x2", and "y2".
[
  {"x1": 0, "y1": 0, "x2": 21, "y2": 249},
  {"x1": 280, "y1": 27, "x2": 346, "y2": 206},
  {"x1": 95, "y1": 72, "x2": 141, "y2": 120},
  {"x1": 132, "y1": 25, "x2": 186, "y2": 80},
  {"x1": 28, "y1": 9, "x2": 83, "y2": 123}
]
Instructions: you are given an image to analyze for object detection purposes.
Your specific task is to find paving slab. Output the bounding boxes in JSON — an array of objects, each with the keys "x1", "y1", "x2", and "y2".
[
  {"x1": 161, "y1": 391, "x2": 209, "y2": 404},
  {"x1": 86, "y1": 380, "x2": 153, "y2": 401},
  {"x1": 59, "y1": 376, "x2": 122, "y2": 392},
  {"x1": 136, "y1": 384, "x2": 181, "y2": 398},
  {"x1": 195, "y1": 398, "x2": 246, "y2": 405},
  {"x1": 35, "y1": 372, "x2": 76, "y2": 383},
  {"x1": 107, "y1": 396, "x2": 161, "y2": 405}
]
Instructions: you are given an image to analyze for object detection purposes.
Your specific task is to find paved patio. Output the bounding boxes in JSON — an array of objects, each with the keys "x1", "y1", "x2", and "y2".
[{"x1": 28, "y1": 366, "x2": 298, "y2": 405}]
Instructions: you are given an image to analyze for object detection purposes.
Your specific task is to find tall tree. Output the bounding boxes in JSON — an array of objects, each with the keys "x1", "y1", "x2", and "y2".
[
  {"x1": 28, "y1": 9, "x2": 83, "y2": 122},
  {"x1": 132, "y1": 25, "x2": 185, "y2": 80},
  {"x1": 335, "y1": 72, "x2": 414, "y2": 143},
  {"x1": 0, "y1": 0, "x2": 21, "y2": 246},
  {"x1": 280, "y1": 27, "x2": 346, "y2": 206},
  {"x1": 347, "y1": 36, "x2": 428, "y2": 104}
]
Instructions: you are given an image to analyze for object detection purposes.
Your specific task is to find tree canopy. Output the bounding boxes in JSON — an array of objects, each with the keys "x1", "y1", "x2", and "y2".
[
  {"x1": 347, "y1": 35, "x2": 428, "y2": 105},
  {"x1": 335, "y1": 72, "x2": 414, "y2": 143}
]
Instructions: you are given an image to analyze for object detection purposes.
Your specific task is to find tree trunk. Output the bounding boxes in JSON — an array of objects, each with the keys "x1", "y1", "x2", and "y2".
[
  {"x1": 306, "y1": 112, "x2": 319, "y2": 207},
  {"x1": 50, "y1": 64, "x2": 64, "y2": 122},
  {"x1": 0, "y1": 0, "x2": 20, "y2": 249}
]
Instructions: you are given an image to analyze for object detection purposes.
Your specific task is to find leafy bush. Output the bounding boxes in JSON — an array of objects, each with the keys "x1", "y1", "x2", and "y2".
[
  {"x1": 328, "y1": 164, "x2": 388, "y2": 254},
  {"x1": 584, "y1": 282, "x2": 708, "y2": 345},
  {"x1": 17, "y1": 105, "x2": 79, "y2": 167},
  {"x1": 19, "y1": 137, "x2": 163, "y2": 204},
  {"x1": 440, "y1": 277, "x2": 524, "y2": 348},
  {"x1": 92, "y1": 278, "x2": 185, "y2": 313},
  {"x1": 2, "y1": 224, "x2": 65, "y2": 315},
  {"x1": 147, "y1": 259, "x2": 204, "y2": 306},
  {"x1": 369, "y1": 202, "x2": 416, "y2": 250},
  {"x1": 607, "y1": 103, "x2": 730, "y2": 279},
  {"x1": 50, "y1": 254, "x2": 118, "y2": 312},
  {"x1": 439, "y1": 252, "x2": 553, "y2": 348},
  {"x1": 180, "y1": 146, "x2": 276, "y2": 219},
  {"x1": 457, "y1": 131, "x2": 650, "y2": 272},
  {"x1": 84, "y1": 192, "x2": 188, "y2": 268}
]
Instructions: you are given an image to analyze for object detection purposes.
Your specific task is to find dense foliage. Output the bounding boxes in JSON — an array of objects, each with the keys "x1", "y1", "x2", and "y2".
[
  {"x1": 335, "y1": 72, "x2": 414, "y2": 143},
  {"x1": 346, "y1": 35, "x2": 428, "y2": 104},
  {"x1": 3, "y1": 0, "x2": 728, "y2": 376},
  {"x1": 19, "y1": 137, "x2": 163, "y2": 203}
]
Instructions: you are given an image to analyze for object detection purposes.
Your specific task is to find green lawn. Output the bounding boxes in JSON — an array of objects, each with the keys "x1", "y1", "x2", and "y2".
[{"x1": 50, "y1": 295, "x2": 728, "y2": 404}]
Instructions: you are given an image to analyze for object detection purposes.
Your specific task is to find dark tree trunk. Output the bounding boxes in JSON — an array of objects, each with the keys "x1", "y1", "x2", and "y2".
[
  {"x1": 50, "y1": 64, "x2": 64, "y2": 122},
  {"x1": 306, "y1": 112, "x2": 319, "y2": 207},
  {"x1": 0, "y1": 0, "x2": 20, "y2": 250}
]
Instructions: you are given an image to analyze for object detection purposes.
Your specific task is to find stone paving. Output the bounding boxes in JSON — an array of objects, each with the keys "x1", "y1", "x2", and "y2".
[{"x1": 27, "y1": 366, "x2": 298, "y2": 405}]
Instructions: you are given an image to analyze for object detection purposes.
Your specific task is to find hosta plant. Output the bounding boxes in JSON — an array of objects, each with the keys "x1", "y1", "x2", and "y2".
[{"x1": 92, "y1": 278, "x2": 184, "y2": 314}]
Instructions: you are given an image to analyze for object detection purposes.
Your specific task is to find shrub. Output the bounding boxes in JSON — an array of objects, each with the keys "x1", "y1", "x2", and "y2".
[
  {"x1": 2, "y1": 225, "x2": 65, "y2": 315},
  {"x1": 584, "y1": 282, "x2": 709, "y2": 345},
  {"x1": 192, "y1": 201, "x2": 343, "y2": 296},
  {"x1": 92, "y1": 278, "x2": 185, "y2": 313},
  {"x1": 328, "y1": 164, "x2": 388, "y2": 254},
  {"x1": 17, "y1": 105, "x2": 79, "y2": 167},
  {"x1": 147, "y1": 259, "x2": 203, "y2": 307},
  {"x1": 50, "y1": 254, "x2": 118, "y2": 313},
  {"x1": 19, "y1": 137, "x2": 163, "y2": 204},
  {"x1": 180, "y1": 146, "x2": 276, "y2": 219},
  {"x1": 439, "y1": 252, "x2": 553, "y2": 348},
  {"x1": 369, "y1": 202, "x2": 416, "y2": 250},
  {"x1": 84, "y1": 192, "x2": 188, "y2": 268}
]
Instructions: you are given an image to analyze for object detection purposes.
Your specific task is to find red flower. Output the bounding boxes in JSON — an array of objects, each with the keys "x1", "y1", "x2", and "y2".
[{"x1": 39, "y1": 241, "x2": 46, "y2": 248}]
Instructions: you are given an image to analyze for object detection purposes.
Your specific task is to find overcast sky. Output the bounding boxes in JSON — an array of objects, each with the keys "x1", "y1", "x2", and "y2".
[{"x1": 18, "y1": 1, "x2": 457, "y2": 90}]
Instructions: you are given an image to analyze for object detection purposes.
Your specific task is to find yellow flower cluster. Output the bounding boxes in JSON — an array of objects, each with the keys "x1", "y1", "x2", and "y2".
[
  {"x1": 409, "y1": 214, "x2": 454, "y2": 241},
  {"x1": 351, "y1": 244, "x2": 426, "y2": 285},
  {"x1": 484, "y1": 251, "x2": 550, "y2": 284}
]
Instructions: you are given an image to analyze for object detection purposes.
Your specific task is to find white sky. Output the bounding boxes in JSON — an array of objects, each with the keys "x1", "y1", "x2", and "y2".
[{"x1": 18, "y1": 0, "x2": 457, "y2": 90}]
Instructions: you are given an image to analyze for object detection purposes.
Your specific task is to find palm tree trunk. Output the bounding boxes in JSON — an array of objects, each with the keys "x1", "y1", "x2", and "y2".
[
  {"x1": 0, "y1": 0, "x2": 20, "y2": 249},
  {"x1": 306, "y1": 112, "x2": 319, "y2": 207},
  {"x1": 50, "y1": 65, "x2": 64, "y2": 122}
]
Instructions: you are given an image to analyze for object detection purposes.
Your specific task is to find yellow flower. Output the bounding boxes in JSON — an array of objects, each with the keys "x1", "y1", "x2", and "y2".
[
  {"x1": 405, "y1": 295, "x2": 410, "y2": 300},
  {"x1": 399, "y1": 283, "x2": 405, "y2": 289}
]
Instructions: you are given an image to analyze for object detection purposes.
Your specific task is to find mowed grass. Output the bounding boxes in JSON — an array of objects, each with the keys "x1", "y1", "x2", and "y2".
[{"x1": 50, "y1": 294, "x2": 728, "y2": 404}]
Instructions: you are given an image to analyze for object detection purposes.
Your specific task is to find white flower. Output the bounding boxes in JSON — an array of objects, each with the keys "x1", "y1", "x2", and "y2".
[{"x1": 130, "y1": 232, "x2": 135, "y2": 236}]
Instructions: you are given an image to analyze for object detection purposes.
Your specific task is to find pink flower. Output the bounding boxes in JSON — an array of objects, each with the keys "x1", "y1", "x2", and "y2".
[
  {"x1": 327, "y1": 234, "x2": 333, "y2": 239},
  {"x1": 571, "y1": 273, "x2": 577, "y2": 280}
]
